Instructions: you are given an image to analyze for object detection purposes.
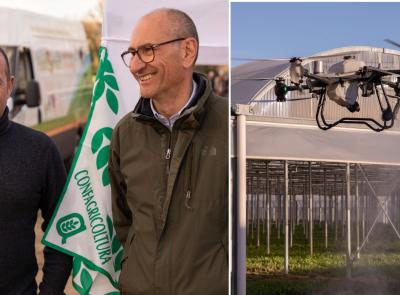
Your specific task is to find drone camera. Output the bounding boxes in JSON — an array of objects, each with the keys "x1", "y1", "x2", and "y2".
[
  {"x1": 346, "y1": 101, "x2": 360, "y2": 113},
  {"x1": 361, "y1": 83, "x2": 374, "y2": 97}
]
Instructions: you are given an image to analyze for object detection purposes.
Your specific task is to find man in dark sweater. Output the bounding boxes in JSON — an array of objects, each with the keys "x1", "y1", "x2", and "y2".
[{"x1": 0, "y1": 49, "x2": 72, "y2": 293}]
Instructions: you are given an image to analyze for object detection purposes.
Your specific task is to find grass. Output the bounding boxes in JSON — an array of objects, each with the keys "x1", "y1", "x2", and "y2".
[
  {"x1": 246, "y1": 222, "x2": 400, "y2": 295},
  {"x1": 247, "y1": 277, "x2": 324, "y2": 295}
]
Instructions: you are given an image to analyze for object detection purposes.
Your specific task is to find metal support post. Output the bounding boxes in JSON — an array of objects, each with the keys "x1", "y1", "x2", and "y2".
[
  {"x1": 346, "y1": 163, "x2": 352, "y2": 278},
  {"x1": 284, "y1": 160, "x2": 289, "y2": 274},
  {"x1": 355, "y1": 167, "x2": 360, "y2": 259},
  {"x1": 335, "y1": 176, "x2": 338, "y2": 241},
  {"x1": 266, "y1": 162, "x2": 270, "y2": 255},
  {"x1": 256, "y1": 174, "x2": 260, "y2": 247},
  {"x1": 324, "y1": 168, "x2": 328, "y2": 249},
  {"x1": 309, "y1": 162, "x2": 313, "y2": 256},
  {"x1": 236, "y1": 115, "x2": 246, "y2": 295}
]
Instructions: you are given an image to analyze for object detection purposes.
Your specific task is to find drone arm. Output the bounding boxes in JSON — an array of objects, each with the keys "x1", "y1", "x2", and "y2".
[
  {"x1": 303, "y1": 71, "x2": 336, "y2": 85},
  {"x1": 286, "y1": 84, "x2": 309, "y2": 91},
  {"x1": 363, "y1": 66, "x2": 400, "y2": 77},
  {"x1": 381, "y1": 80, "x2": 400, "y2": 96}
]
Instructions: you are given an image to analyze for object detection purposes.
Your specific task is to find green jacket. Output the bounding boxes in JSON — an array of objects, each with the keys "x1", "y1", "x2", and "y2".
[{"x1": 108, "y1": 73, "x2": 228, "y2": 295}]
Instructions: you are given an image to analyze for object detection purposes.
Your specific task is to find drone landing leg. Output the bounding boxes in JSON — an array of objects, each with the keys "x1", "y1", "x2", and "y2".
[
  {"x1": 377, "y1": 83, "x2": 395, "y2": 129},
  {"x1": 315, "y1": 87, "x2": 389, "y2": 132},
  {"x1": 316, "y1": 90, "x2": 342, "y2": 130}
]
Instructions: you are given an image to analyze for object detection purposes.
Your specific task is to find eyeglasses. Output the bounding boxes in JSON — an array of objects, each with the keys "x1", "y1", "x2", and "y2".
[{"x1": 121, "y1": 37, "x2": 187, "y2": 67}]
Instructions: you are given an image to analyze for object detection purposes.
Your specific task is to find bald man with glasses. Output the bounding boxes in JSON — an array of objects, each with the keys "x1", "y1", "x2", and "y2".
[{"x1": 109, "y1": 8, "x2": 228, "y2": 295}]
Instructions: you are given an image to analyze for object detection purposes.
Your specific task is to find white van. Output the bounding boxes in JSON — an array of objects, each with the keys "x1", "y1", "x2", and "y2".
[{"x1": 0, "y1": 7, "x2": 93, "y2": 167}]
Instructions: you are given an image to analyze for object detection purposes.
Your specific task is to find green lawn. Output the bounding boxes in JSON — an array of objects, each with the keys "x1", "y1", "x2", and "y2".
[{"x1": 246, "y1": 223, "x2": 400, "y2": 295}]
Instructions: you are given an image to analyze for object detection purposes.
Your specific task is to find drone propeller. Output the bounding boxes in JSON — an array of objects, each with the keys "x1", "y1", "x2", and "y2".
[
  {"x1": 253, "y1": 96, "x2": 315, "y2": 103},
  {"x1": 232, "y1": 51, "x2": 365, "y2": 64},
  {"x1": 232, "y1": 57, "x2": 290, "y2": 62},
  {"x1": 299, "y1": 51, "x2": 364, "y2": 63},
  {"x1": 232, "y1": 77, "x2": 277, "y2": 81},
  {"x1": 384, "y1": 39, "x2": 400, "y2": 49}
]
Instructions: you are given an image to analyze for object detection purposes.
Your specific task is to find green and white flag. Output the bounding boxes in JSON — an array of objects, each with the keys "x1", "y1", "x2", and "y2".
[
  {"x1": 43, "y1": 0, "x2": 228, "y2": 294},
  {"x1": 43, "y1": 47, "x2": 123, "y2": 294}
]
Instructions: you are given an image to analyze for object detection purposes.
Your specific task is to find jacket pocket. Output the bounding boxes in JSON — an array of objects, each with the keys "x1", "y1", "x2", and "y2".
[
  {"x1": 118, "y1": 232, "x2": 135, "y2": 290},
  {"x1": 122, "y1": 232, "x2": 135, "y2": 268}
]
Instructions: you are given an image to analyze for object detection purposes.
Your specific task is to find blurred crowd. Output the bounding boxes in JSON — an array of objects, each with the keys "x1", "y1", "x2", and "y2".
[{"x1": 207, "y1": 68, "x2": 228, "y2": 97}]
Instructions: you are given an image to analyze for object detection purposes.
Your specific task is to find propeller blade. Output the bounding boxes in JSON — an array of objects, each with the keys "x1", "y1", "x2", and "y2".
[
  {"x1": 232, "y1": 77, "x2": 276, "y2": 81},
  {"x1": 233, "y1": 53, "x2": 364, "y2": 63},
  {"x1": 235, "y1": 49, "x2": 400, "y2": 66},
  {"x1": 302, "y1": 51, "x2": 366, "y2": 62},
  {"x1": 232, "y1": 57, "x2": 290, "y2": 62},
  {"x1": 253, "y1": 97, "x2": 314, "y2": 103},
  {"x1": 384, "y1": 39, "x2": 400, "y2": 49}
]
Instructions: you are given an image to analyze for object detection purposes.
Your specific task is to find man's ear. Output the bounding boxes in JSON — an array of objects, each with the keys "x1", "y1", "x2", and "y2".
[
  {"x1": 7, "y1": 76, "x2": 14, "y2": 97},
  {"x1": 182, "y1": 37, "x2": 198, "y2": 68}
]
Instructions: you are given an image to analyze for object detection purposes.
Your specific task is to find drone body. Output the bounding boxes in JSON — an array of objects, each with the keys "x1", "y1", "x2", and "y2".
[
  {"x1": 232, "y1": 47, "x2": 400, "y2": 132},
  {"x1": 326, "y1": 57, "x2": 365, "y2": 110},
  {"x1": 281, "y1": 56, "x2": 400, "y2": 131}
]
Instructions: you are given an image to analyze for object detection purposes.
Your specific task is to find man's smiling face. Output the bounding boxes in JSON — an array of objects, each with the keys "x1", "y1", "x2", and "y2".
[{"x1": 128, "y1": 12, "x2": 186, "y2": 101}]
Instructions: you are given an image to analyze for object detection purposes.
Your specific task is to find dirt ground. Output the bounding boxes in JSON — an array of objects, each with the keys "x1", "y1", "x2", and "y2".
[{"x1": 35, "y1": 216, "x2": 78, "y2": 295}]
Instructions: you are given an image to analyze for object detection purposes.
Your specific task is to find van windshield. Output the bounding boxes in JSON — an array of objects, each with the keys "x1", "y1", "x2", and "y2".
[{"x1": 0, "y1": 46, "x2": 16, "y2": 75}]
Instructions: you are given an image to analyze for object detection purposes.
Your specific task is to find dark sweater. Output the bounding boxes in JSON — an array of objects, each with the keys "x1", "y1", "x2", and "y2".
[{"x1": 0, "y1": 108, "x2": 72, "y2": 294}]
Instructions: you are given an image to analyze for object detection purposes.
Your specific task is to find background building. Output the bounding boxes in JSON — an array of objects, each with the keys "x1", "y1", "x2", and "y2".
[{"x1": 231, "y1": 47, "x2": 400, "y2": 295}]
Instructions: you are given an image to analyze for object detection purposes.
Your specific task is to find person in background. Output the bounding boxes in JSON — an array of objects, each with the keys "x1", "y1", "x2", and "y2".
[{"x1": 0, "y1": 47, "x2": 72, "y2": 295}]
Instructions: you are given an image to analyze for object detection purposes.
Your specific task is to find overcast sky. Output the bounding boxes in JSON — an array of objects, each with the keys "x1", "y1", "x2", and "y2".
[{"x1": 0, "y1": 0, "x2": 100, "y2": 19}]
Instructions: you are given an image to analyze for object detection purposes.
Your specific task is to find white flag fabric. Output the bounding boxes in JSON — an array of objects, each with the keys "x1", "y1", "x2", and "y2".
[{"x1": 43, "y1": 0, "x2": 228, "y2": 294}]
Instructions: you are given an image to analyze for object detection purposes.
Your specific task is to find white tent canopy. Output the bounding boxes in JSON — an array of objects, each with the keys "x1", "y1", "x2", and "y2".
[{"x1": 103, "y1": 0, "x2": 228, "y2": 65}]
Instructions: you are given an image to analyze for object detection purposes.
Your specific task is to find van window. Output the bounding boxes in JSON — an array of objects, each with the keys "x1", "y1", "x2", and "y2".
[{"x1": 14, "y1": 49, "x2": 33, "y2": 105}]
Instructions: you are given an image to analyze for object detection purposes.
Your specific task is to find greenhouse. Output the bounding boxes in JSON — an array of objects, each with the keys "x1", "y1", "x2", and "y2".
[{"x1": 231, "y1": 46, "x2": 400, "y2": 295}]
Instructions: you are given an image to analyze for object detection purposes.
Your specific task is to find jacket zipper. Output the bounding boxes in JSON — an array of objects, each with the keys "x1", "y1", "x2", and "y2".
[
  {"x1": 165, "y1": 132, "x2": 172, "y2": 174},
  {"x1": 185, "y1": 191, "x2": 192, "y2": 210},
  {"x1": 184, "y1": 143, "x2": 194, "y2": 210},
  {"x1": 165, "y1": 148, "x2": 171, "y2": 160}
]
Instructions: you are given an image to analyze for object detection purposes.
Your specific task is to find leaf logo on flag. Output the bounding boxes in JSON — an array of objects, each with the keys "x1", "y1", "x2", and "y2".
[
  {"x1": 91, "y1": 127, "x2": 113, "y2": 186},
  {"x1": 93, "y1": 49, "x2": 119, "y2": 114},
  {"x1": 56, "y1": 213, "x2": 86, "y2": 244}
]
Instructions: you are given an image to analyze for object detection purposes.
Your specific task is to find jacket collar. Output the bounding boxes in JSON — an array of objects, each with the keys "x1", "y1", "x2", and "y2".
[
  {"x1": 0, "y1": 107, "x2": 11, "y2": 136},
  {"x1": 131, "y1": 72, "x2": 211, "y2": 131}
]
